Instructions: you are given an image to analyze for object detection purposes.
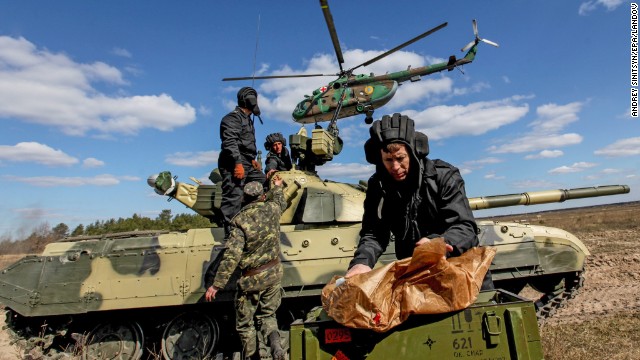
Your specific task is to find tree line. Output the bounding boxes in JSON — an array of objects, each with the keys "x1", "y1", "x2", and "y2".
[{"x1": 0, "y1": 210, "x2": 212, "y2": 255}]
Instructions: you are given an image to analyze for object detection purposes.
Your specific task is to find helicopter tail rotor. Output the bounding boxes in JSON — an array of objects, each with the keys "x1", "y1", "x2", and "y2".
[{"x1": 461, "y1": 19, "x2": 499, "y2": 52}]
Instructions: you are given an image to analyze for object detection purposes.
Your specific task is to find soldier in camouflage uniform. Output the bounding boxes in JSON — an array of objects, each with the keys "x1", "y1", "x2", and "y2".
[{"x1": 205, "y1": 177, "x2": 287, "y2": 360}]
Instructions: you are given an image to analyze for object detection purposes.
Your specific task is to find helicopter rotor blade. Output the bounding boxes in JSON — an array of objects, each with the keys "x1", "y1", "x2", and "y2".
[
  {"x1": 222, "y1": 73, "x2": 334, "y2": 81},
  {"x1": 351, "y1": 22, "x2": 448, "y2": 72},
  {"x1": 461, "y1": 40, "x2": 476, "y2": 52},
  {"x1": 461, "y1": 19, "x2": 499, "y2": 51},
  {"x1": 481, "y1": 38, "x2": 499, "y2": 47},
  {"x1": 319, "y1": 0, "x2": 345, "y2": 73}
]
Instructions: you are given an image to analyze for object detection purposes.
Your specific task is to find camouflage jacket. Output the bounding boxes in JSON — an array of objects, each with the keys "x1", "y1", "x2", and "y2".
[{"x1": 213, "y1": 186, "x2": 287, "y2": 292}]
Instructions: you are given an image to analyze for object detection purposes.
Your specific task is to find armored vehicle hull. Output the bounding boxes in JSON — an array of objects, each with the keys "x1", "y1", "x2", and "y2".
[{"x1": 0, "y1": 170, "x2": 629, "y2": 359}]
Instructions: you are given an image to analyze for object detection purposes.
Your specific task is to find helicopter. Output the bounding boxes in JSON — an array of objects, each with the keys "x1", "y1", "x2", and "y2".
[{"x1": 223, "y1": 0, "x2": 499, "y2": 127}]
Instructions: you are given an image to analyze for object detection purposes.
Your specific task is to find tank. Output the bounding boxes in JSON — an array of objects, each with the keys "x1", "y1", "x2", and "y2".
[{"x1": 0, "y1": 129, "x2": 630, "y2": 359}]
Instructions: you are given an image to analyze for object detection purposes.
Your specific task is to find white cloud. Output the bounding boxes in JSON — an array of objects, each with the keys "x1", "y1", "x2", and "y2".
[
  {"x1": 198, "y1": 105, "x2": 212, "y2": 116},
  {"x1": 462, "y1": 157, "x2": 503, "y2": 171},
  {"x1": 0, "y1": 142, "x2": 78, "y2": 166},
  {"x1": 488, "y1": 133, "x2": 582, "y2": 154},
  {"x1": 484, "y1": 172, "x2": 505, "y2": 180},
  {"x1": 488, "y1": 101, "x2": 584, "y2": 154},
  {"x1": 165, "y1": 150, "x2": 219, "y2": 167},
  {"x1": 579, "y1": 0, "x2": 624, "y2": 15},
  {"x1": 530, "y1": 102, "x2": 582, "y2": 133},
  {"x1": 451, "y1": 82, "x2": 491, "y2": 97},
  {"x1": 459, "y1": 167, "x2": 472, "y2": 175},
  {"x1": 3, "y1": 174, "x2": 139, "y2": 187},
  {"x1": 511, "y1": 179, "x2": 560, "y2": 189},
  {"x1": 548, "y1": 161, "x2": 598, "y2": 174},
  {"x1": 525, "y1": 150, "x2": 564, "y2": 159},
  {"x1": 406, "y1": 97, "x2": 529, "y2": 140},
  {"x1": 316, "y1": 162, "x2": 375, "y2": 180},
  {"x1": 82, "y1": 157, "x2": 105, "y2": 168},
  {"x1": 594, "y1": 137, "x2": 640, "y2": 157},
  {"x1": 111, "y1": 47, "x2": 132, "y2": 58},
  {"x1": 0, "y1": 36, "x2": 196, "y2": 136},
  {"x1": 465, "y1": 157, "x2": 503, "y2": 166}
]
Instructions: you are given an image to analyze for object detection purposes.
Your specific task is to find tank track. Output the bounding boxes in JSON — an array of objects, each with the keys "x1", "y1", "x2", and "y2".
[{"x1": 534, "y1": 270, "x2": 585, "y2": 324}]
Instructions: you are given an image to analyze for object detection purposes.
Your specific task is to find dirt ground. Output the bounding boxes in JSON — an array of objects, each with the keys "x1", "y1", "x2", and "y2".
[
  {"x1": 0, "y1": 202, "x2": 638, "y2": 359},
  {"x1": 0, "y1": 313, "x2": 21, "y2": 359},
  {"x1": 493, "y1": 202, "x2": 640, "y2": 326},
  {"x1": 491, "y1": 201, "x2": 640, "y2": 359}
]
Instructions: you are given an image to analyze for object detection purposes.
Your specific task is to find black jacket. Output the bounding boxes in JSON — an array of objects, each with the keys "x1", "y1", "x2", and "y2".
[
  {"x1": 349, "y1": 158, "x2": 479, "y2": 269},
  {"x1": 264, "y1": 148, "x2": 293, "y2": 173},
  {"x1": 218, "y1": 108, "x2": 258, "y2": 169}
]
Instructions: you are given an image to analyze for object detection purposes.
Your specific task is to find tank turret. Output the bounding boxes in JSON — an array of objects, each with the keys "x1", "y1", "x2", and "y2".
[{"x1": 148, "y1": 171, "x2": 630, "y2": 226}]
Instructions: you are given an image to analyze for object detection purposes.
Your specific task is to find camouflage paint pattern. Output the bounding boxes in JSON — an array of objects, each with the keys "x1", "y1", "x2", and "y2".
[{"x1": 290, "y1": 43, "x2": 480, "y2": 125}]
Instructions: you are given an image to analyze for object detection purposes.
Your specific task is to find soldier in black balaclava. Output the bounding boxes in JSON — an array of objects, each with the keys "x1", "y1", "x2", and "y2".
[
  {"x1": 263, "y1": 132, "x2": 293, "y2": 179},
  {"x1": 217, "y1": 86, "x2": 266, "y2": 236}
]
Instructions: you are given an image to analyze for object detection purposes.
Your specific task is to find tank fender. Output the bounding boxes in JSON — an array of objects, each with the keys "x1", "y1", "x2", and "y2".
[{"x1": 528, "y1": 224, "x2": 590, "y2": 256}]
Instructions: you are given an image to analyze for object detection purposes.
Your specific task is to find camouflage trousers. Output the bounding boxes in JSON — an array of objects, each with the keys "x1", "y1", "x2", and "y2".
[{"x1": 235, "y1": 282, "x2": 282, "y2": 358}]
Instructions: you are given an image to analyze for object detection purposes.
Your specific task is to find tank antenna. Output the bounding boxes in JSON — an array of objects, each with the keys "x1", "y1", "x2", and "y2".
[{"x1": 251, "y1": 14, "x2": 261, "y2": 88}]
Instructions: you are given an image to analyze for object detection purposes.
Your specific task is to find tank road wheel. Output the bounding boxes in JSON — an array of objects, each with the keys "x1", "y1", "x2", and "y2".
[
  {"x1": 82, "y1": 321, "x2": 144, "y2": 360},
  {"x1": 529, "y1": 275, "x2": 565, "y2": 295},
  {"x1": 161, "y1": 311, "x2": 219, "y2": 360}
]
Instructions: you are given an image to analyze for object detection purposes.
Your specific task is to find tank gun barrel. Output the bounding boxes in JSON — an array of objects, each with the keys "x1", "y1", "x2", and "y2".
[{"x1": 468, "y1": 185, "x2": 630, "y2": 210}]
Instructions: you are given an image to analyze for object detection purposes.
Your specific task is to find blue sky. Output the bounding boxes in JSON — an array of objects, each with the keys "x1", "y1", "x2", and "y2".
[{"x1": 0, "y1": 0, "x2": 637, "y2": 238}]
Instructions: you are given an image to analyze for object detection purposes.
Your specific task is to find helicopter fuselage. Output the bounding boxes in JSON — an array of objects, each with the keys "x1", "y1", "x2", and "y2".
[{"x1": 291, "y1": 44, "x2": 477, "y2": 124}]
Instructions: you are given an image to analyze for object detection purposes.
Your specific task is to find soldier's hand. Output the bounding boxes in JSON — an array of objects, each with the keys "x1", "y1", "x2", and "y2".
[
  {"x1": 251, "y1": 159, "x2": 262, "y2": 171},
  {"x1": 205, "y1": 286, "x2": 219, "y2": 302},
  {"x1": 233, "y1": 163, "x2": 245, "y2": 179},
  {"x1": 416, "y1": 237, "x2": 454, "y2": 253},
  {"x1": 272, "y1": 174, "x2": 284, "y2": 187},
  {"x1": 266, "y1": 169, "x2": 277, "y2": 179},
  {"x1": 415, "y1": 237, "x2": 431, "y2": 247},
  {"x1": 345, "y1": 264, "x2": 372, "y2": 278}
]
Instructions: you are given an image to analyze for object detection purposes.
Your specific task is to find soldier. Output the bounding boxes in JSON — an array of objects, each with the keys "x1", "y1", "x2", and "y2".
[
  {"x1": 205, "y1": 177, "x2": 287, "y2": 360},
  {"x1": 264, "y1": 132, "x2": 293, "y2": 179},
  {"x1": 345, "y1": 113, "x2": 493, "y2": 290},
  {"x1": 218, "y1": 86, "x2": 266, "y2": 235}
]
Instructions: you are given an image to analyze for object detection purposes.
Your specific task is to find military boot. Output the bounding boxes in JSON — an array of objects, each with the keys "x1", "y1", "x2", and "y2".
[
  {"x1": 268, "y1": 331, "x2": 285, "y2": 360},
  {"x1": 243, "y1": 349, "x2": 260, "y2": 360}
]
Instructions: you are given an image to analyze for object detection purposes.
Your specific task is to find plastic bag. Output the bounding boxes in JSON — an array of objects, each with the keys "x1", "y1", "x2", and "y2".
[{"x1": 321, "y1": 238, "x2": 496, "y2": 332}]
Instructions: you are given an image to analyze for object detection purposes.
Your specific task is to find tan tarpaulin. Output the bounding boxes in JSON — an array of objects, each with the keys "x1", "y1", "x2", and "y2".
[{"x1": 321, "y1": 239, "x2": 496, "y2": 332}]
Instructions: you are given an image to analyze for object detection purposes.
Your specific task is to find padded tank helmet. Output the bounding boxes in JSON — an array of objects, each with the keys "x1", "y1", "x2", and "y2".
[
  {"x1": 364, "y1": 113, "x2": 429, "y2": 164},
  {"x1": 237, "y1": 86, "x2": 261, "y2": 116},
  {"x1": 264, "y1": 132, "x2": 287, "y2": 151}
]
